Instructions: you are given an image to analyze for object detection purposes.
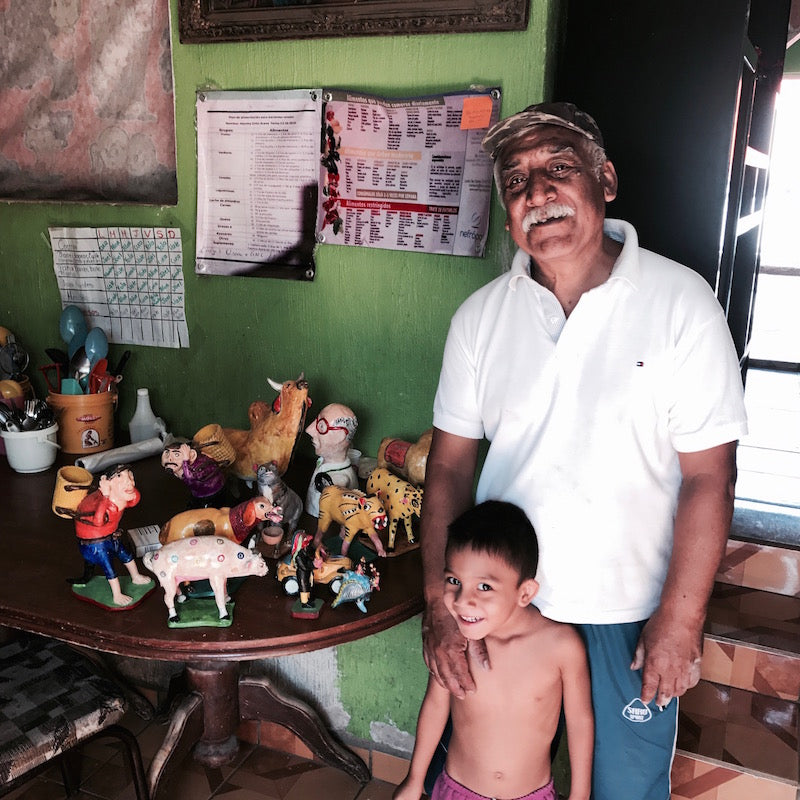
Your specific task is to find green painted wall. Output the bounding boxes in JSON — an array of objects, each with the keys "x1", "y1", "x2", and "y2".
[
  {"x1": 785, "y1": 40, "x2": 800, "y2": 73},
  {"x1": 0, "y1": 0, "x2": 558, "y2": 747}
]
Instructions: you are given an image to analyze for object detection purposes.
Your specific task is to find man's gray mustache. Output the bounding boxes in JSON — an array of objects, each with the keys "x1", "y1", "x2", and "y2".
[{"x1": 521, "y1": 204, "x2": 575, "y2": 233}]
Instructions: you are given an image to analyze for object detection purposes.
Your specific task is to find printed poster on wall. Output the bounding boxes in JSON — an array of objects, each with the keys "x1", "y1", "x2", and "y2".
[
  {"x1": 195, "y1": 89, "x2": 322, "y2": 279},
  {"x1": 317, "y1": 88, "x2": 501, "y2": 258}
]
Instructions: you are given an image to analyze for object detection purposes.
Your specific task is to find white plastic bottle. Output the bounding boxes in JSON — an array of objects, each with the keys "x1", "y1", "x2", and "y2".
[{"x1": 128, "y1": 388, "x2": 164, "y2": 443}]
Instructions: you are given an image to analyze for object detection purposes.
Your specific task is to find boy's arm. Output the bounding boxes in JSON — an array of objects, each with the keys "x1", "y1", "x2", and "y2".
[
  {"x1": 393, "y1": 675, "x2": 451, "y2": 800},
  {"x1": 561, "y1": 632, "x2": 594, "y2": 800}
]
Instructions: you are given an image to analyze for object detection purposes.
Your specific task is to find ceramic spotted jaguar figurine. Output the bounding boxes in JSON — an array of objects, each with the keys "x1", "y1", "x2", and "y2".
[{"x1": 365, "y1": 467, "x2": 423, "y2": 551}]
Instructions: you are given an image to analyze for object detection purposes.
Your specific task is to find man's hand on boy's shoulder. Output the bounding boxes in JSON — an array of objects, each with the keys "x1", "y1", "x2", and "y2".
[{"x1": 422, "y1": 598, "x2": 489, "y2": 698}]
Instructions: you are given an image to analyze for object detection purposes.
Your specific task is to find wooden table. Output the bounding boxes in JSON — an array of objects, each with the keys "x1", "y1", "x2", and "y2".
[{"x1": 0, "y1": 453, "x2": 423, "y2": 798}]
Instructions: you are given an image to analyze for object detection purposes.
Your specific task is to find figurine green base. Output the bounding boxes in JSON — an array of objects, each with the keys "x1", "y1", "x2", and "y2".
[
  {"x1": 290, "y1": 597, "x2": 323, "y2": 619},
  {"x1": 167, "y1": 598, "x2": 234, "y2": 628},
  {"x1": 71, "y1": 575, "x2": 155, "y2": 611}
]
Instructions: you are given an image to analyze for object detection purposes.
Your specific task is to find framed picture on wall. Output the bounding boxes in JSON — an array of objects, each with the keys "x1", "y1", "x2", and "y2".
[{"x1": 178, "y1": 0, "x2": 530, "y2": 44}]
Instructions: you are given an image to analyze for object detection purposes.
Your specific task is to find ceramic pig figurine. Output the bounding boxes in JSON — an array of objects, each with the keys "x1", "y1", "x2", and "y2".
[{"x1": 143, "y1": 536, "x2": 268, "y2": 622}]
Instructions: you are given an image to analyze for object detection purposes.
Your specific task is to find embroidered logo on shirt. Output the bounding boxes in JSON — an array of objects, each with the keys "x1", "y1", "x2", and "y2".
[
  {"x1": 636, "y1": 361, "x2": 644, "y2": 367},
  {"x1": 622, "y1": 698, "x2": 652, "y2": 723}
]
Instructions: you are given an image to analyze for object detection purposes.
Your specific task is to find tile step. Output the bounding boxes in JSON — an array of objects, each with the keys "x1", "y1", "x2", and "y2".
[
  {"x1": 677, "y1": 680, "x2": 798, "y2": 784},
  {"x1": 700, "y1": 583, "x2": 800, "y2": 700},
  {"x1": 671, "y1": 751, "x2": 797, "y2": 800}
]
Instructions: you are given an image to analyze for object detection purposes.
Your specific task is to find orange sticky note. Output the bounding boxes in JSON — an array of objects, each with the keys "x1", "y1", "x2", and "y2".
[{"x1": 460, "y1": 95, "x2": 494, "y2": 130}]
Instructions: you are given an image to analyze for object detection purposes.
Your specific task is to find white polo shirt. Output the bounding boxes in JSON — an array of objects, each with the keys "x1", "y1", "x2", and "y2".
[{"x1": 433, "y1": 219, "x2": 747, "y2": 624}]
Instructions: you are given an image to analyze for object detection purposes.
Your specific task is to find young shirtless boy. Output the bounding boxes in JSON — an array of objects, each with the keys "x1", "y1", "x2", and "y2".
[{"x1": 394, "y1": 501, "x2": 593, "y2": 800}]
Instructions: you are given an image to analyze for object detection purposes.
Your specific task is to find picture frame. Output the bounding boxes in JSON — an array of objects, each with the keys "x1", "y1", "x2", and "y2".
[{"x1": 178, "y1": 0, "x2": 530, "y2": 44}]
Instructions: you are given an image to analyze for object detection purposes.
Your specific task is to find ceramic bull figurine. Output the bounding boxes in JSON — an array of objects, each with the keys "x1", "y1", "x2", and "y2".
[
  {"x1": 143, "y1": 536, "x2": 268, "y2": 622},
  {"x1": 365, "y1": 467, "x2": 423, "y2": 551},
  {"x1": 316, "y1": 485, "x2": 388, "y2": 557},
  {"x1": 158, "y1": 497, "x2": 282, "y2": 547},
  {"x1": 223, "y1": 374, "x2": 311, "y2": 481}
]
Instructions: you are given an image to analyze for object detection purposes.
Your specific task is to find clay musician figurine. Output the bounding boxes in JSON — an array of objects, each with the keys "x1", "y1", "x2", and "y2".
[
  {"x1": 161, "y1": 441, "x2": 229, "y2": 508},
  {"x1": 305, "y1": 403, "x2": 359, "y2": 518},
  {"x1": 61, "y1": 463, "x2": 152, "y2": 606}
]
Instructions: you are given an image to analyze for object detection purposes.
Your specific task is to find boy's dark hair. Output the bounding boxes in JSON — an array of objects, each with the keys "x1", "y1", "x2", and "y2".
[{"x1": 445, "y1": 500, "x2": 539, "y2": 582}]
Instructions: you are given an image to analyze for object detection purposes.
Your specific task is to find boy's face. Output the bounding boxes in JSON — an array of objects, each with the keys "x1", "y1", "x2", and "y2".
[{"x1": 443, "y1": 546, "x2": 538, "y2": 640}]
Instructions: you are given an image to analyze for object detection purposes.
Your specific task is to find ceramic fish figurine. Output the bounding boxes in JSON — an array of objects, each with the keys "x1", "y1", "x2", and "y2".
[{"x1": 331, "y1": 558, "x2": 380, "y2": 614}]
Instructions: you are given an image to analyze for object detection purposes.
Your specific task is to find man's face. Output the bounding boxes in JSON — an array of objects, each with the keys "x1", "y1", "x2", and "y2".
[
  {"x1": 102, "y1": 469, "x2": 138, "y2": 507},
  {"x1": 498, "y1": 126, "x2": 617, "y2": 266},
  {"x1": 305, "y1": 405, "x2": 352, "y2": 460},
  {"x1": 161, "y1": 444, "x2": 191, "y2": 476}
]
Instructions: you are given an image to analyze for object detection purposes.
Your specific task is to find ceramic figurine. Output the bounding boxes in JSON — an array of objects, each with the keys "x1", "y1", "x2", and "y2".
[
  {"x1": 315, "y1": 481, "x2": 388, "y2": 557},
  {"x1": 158, "y1": 497, "x2": 283, "y2": 547},
  {"x1": 304, "y1": 402, "x2": 359, "y2": 517},
  {"x1": 161, "y1": 441, "x2": 229, "y2": 508},
  {"x1": 288, "y1": 531, "x2": 324, "y2": 619},
  {"x1": 222, "y1": 374, "x2": 311, "y2": 481},
  {"x1": 256, "y1": 461, "x2": 303, "y2": 552},
  {"x1": 331, "y1": 557, "x2": 380, "y2": 614},
  {"x1": 377, "y1": 428, "x2": 433, "y2": 487},
  {"x1": 59, "y1": 463, "x2": 153, "y2": 607},
  {"x1": 143, "y1": 536, "x2": 268, "y2": 623},
  {"x1": 365, "y1": 467, "x2": 424, "y2": 552}
]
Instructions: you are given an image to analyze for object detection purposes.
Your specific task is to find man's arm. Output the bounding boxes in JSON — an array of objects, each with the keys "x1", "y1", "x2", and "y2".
[
  {"x1": 632, "y1": 441, "x2": 737, "y2": 706},
  {"x1": 420, "y1": 427, "x2": 481, "y2": 698},
  {"x1": 392, "y1": 676, "x2": 451, "y2": 800}
]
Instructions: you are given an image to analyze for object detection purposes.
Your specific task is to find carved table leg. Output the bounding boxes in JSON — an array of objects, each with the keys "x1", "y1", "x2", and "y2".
[
  {"x1": 239, "y1": 675, "x2": 370, "y2": 784},
  {"x1": 148, "y1": 693, "x2": 204, "y2": 800}
]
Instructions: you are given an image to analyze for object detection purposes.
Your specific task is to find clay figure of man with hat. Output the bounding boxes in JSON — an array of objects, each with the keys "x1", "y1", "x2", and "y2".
[{"x1": 419, "y1": 102, "x2": 747, "y2": 799}]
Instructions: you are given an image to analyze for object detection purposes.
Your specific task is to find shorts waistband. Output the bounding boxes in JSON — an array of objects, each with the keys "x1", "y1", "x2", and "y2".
[{"x1": 434, "y1": 769, "x2": 556, "y2": 800}]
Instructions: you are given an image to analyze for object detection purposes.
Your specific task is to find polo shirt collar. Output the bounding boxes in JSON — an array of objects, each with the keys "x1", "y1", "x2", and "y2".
[{"x1": 507, "y1": 217, "x2": 641, "y2": 291}]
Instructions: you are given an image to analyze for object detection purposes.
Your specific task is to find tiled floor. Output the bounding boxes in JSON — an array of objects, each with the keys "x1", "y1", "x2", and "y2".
[{"x1": 1, "y1": 711, "x2": 402, "y2": 800}]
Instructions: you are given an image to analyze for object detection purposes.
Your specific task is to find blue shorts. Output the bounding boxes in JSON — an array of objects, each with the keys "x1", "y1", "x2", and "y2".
[
  {"x1": 78, "y1": 536, "x2": 134, "y2": 580},
  {"x1": 577, "y1": 620, "x2": 678, "y2": 800}
]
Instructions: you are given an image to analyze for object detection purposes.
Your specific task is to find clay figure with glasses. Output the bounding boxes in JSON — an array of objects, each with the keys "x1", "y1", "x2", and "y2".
[{"x1": 304, "y1": 403, "x2": 359, "y2": 518}]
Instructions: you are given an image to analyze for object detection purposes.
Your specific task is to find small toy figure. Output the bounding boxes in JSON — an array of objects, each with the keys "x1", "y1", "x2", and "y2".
[
  {"x1": 158, "y1": 497, "x2": 283, "y2": 547},
  {"x1": 316, "y1": 482, "x2": 388, "y2": 557},
  {"x1": 161, "y1": 441, "x2": 228, "y2": 508},
  {"x1": 256, "y1": 461, "x2": 303, "y2": 551},
  {"x1": 287, "y1": 531, "x2": 324, "y2": 619},
  {"x1": 61, "y1": 463, "x2": 152, "y2": 607},
  {"x1": 222, "y1": 374, "x2": 311, "y2": 481},
  {"x1": 304, "y1": 403, "x2": 359, "y2": 517},
  {"x1": 143, "y1": 536, "x2": 268, "y2": 624},
  {"x1": 365, "y1": 467, "x2": 424, "y2": 552},
  {"x1": 331, "y1": 557, "x2": 380, "y2": 614}
]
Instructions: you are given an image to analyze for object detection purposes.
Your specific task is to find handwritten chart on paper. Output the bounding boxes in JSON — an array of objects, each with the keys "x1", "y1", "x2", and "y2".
[
  {"x1": 317, "y1": 89, "x2": 500, "y2": 258},
  {"x1": 49, "y1": 227, "x2": 189, "y2": 348}
]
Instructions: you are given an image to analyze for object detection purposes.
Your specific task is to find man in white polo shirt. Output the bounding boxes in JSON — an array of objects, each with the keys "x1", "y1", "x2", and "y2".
[{"x1": 420, "y1": 102, "x2": 747, "y2": 799}]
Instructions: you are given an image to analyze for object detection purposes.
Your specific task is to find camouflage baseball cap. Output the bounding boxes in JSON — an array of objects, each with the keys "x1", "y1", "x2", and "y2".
[{"x1": 482, "y1": 101, "x2": 604, "y2": 159}]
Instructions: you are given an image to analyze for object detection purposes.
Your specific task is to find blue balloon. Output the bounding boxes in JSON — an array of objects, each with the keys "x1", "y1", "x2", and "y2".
[
  {"x1": 84, "y1": 327, "x2": 109, "y2": 365},
  {"x1": 59, "y1": 305, "x2": 87, "y2": 345}
]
